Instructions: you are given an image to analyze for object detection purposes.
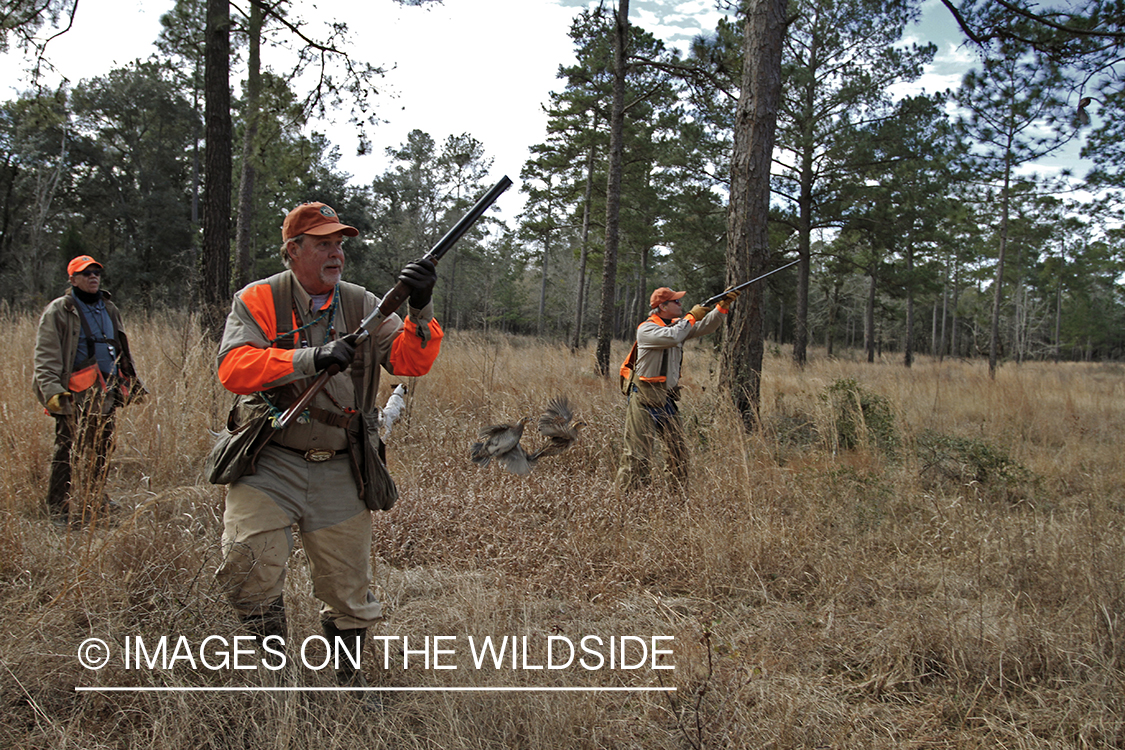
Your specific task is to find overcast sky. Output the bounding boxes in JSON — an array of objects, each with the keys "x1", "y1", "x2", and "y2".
[{"x1": 0, "y1": 0, "x2": 1089, "y2": 220}]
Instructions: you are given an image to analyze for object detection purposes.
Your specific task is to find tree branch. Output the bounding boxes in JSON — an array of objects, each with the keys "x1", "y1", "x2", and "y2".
[{"x1": 990, "y1": 0, "x2": 1125, "y2": 40}]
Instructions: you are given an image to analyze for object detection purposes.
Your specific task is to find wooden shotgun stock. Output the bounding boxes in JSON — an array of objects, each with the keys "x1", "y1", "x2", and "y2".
[{"x1": 275, "y1": 175, "x2": 513, "y2": 429}]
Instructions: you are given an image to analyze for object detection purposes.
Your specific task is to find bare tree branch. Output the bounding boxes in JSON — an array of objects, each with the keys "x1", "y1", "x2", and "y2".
[{"x1": 990, "y1": 0, "x2": 1125, "y2": 40}]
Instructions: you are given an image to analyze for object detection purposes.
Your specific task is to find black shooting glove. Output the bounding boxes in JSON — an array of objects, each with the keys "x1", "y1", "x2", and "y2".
[
  {"x1": 313, "y1": 333, "x2": 358, "y2": 373},
  {"x1": 398, "y1": 258, "x2": 437, "y2": 308}
]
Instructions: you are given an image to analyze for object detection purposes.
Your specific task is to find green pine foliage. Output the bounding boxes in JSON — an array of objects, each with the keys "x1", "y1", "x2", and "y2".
[{"x1": 0, "y1": 0, "x2": 1124, "y2": 358}]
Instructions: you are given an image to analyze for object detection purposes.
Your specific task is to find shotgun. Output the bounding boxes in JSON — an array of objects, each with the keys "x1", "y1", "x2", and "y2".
[
  {"x1": 702, "y1": 258, "x2": 800, "y2": 307},
  {"x1": 276, "y1": 175, "x2": 513, "y2": 429}
]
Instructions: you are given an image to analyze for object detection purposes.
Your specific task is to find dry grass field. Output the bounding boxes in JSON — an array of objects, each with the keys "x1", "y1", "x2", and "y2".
[{"x1": 1, "y1": 309, "x2": 1122, "y2": 749}]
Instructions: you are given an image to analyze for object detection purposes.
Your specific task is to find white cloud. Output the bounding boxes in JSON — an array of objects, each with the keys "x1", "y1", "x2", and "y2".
[
  {"x1": 0, "y1": 3, "x2": 164, "y2": 91},
  {"x1": 0, "y1": 0, "x2": 727, "y2": 201},
  {"x1": 887, "y1": 69, "x2": 963, "y2": 99}
]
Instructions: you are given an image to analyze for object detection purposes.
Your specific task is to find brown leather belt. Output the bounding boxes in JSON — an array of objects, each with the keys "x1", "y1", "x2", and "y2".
[{"x1": 272, "y1": 444, "x2": 345, "y2": 462}]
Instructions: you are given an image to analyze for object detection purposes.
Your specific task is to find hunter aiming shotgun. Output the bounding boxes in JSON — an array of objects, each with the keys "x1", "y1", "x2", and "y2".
[
  {"x1": 702, "y1": 258, "x2": 800, "y2": 307},
  {"x1": 276, "y1": 175, "x2": 513, "y2": 429}
]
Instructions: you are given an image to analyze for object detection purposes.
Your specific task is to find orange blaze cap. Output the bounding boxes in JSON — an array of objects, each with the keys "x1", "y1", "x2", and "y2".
[
  {"x1": 649, "y1": 287, "x2": 687, "y2": 308},
  {"x1": 282, "y1": 203, "x2": 359, "y2": 241},
  {"x1": 67, "y1": 255, "x2": 102, "y2": 275}
]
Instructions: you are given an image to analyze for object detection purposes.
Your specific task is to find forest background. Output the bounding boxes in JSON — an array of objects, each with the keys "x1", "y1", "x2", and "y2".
[{"x1": 1, "y1": 0, "x2": 1122, "y2": 370}]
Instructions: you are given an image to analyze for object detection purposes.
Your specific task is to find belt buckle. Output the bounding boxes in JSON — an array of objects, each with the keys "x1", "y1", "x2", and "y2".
[{"x1": 304, "y1": 449, "x2": 334, "y2": 462}]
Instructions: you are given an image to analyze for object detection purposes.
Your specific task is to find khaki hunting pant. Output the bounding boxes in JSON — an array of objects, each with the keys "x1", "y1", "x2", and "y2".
[
  {"x1": 216, "y1": 446, "x2": 384, "y2": 630},
  {"x1": 615, "y1": 388, "x2": 689, "y2": 492}
]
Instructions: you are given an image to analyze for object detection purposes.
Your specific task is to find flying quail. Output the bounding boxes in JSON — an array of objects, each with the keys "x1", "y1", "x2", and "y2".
[
  {"x1": 531, "y1": 396, "x2": 586, "y2": 459},
  {"x1": 469, "y1": 417, "x2": 534, "y2": 476},
  {"x1": 1077, "y1": 96, "x2": 1094, "y2": 127}
]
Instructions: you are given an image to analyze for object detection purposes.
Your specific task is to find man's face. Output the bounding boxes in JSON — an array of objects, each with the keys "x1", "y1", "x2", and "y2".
[
  {"x1": 69, "y1": 266, "x2": 102, "y2": 295},
  {"x1": 659, "y1": 298, "x2": 683, "y2": 319},
  {"x1": 288, "y1": 232, "x2": 345, "y2": 295}
]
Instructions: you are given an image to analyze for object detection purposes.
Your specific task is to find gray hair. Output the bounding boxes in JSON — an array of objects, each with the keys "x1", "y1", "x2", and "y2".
[{"x1": 279, "y1": 235, "x2": 306, "y2": 269}]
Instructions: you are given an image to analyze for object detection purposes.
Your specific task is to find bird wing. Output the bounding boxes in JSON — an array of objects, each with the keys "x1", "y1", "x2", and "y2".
[
  {"x1": 538, "y1": 397, "x2": 575, "y2": 439},
  {"x1": 531, "y1": 436, "x2": 572, "y2": 460},
  {"x1": 469, "y1": 442, "x2": 491, "y2": 466},
  {"x1": 476, "y1": 418, "x2": 528, "y2": 458},
  {"x1": 497, "y1": 444, "x2": 534, "y2": 476},
  {"x1": 1077, "y1": 97, "x2": 1093, "y2": 127}
]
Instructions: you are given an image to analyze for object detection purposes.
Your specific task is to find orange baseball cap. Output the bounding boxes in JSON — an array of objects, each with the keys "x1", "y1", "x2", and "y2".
[
  {"x1": 67, "y1": 255, "x2": 102, "y2": 275},
  {"x1": 650, "y1": 287, "x2": 687, "y2": 308},
  {"x1": 282, "y1": 202, "x2": 359, "y2": 241}
]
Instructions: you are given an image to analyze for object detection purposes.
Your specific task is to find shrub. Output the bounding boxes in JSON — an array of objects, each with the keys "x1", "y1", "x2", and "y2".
[
  {"x1": 915, "y1": 429, "x2": 1034, "y2": 500},
  {"x1": 819, "y1": 378, "x2": 898, "y2": 455}
]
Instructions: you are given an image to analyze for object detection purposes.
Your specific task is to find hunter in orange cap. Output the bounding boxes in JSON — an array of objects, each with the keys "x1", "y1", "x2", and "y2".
[
  {"x1": 214, "y1": 199, "x2": 442, "y2": 692},
  {"x1": 616, "y1": 284, "x2": 737, "y2": 494},
  {"x1": 649, "y1": 287, "x2": 687, "y2": 308},
  {"x1": 33, "y1": 254, "x2": 145, "y2": 526}
]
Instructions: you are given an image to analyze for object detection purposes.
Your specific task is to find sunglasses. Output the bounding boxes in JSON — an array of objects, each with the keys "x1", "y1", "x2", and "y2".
[{"x1": 79, "y1": 268, "x2": 102, "y2": 277}]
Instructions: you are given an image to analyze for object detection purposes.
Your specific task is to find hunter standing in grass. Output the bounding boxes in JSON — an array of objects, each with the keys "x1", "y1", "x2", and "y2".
[
  {"x1": 33, "y1": 255, "x2": 145, "y2": 525},
  {"x1": 616, "y1": 287, "x2": 734, "y2": 492},
  {"x1": 212, "y1": 202, "x2": 442, "y2": 687}
]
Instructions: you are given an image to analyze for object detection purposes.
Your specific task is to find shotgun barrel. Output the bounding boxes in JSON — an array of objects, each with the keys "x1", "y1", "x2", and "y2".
[{"x1": 702, "y1": 258, "x2": 799, "y2": 307}]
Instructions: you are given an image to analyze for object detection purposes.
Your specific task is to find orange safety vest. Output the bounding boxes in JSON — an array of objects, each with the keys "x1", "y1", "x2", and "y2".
[{"x1": 218, "y1": 272, "x2": 442, "y2": 397}]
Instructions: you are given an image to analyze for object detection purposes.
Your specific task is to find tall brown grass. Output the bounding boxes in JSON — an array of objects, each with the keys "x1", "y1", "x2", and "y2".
[{"x1": 1, "y1": 312, "x2": 1122, "y2": 749}]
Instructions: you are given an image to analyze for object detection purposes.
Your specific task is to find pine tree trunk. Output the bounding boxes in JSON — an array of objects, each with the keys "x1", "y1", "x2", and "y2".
[
  {"x1": 793, "y1": 136, "x2": 813, "y2": 368},
  {"x1": 825, "y1": 284, "x2": 838, "y2": 357},
  {"x1": 538, "y1": 234, "x2": 549, "y2": 335},
  {"x1": 201, "y1": 0, "x2": 232, "y2": 340},
  {"x1": 951, "y1": 263, "x2": 961, "y2": 358},
  {"x1": 721, "y1": 0, "x2": 787, "y2": 430},
  {"x1": 904, "y1": 242, "x2": 914, "y2": 368},
  {"x1": 939, "y1": 273, "x2": 948, "y2": 361},
  {"x1": 865, "y1": 274, "x2": 876, "y2": 363},
  {"x1": 1054, "y1": 279, "x2": 1062, "y2": 363},
  {"x1": 594, "y1": 0, "x2": 628, "y2": 376},
  {"x1": 234, "y1": 0, "x2": 262, "y2": 292},
  {"x1": 571, "y1": 130, "x2": 597, "y2": 351},
  {"x1": 989, "y1": 165, "x2": 1012, "y2": 378}
]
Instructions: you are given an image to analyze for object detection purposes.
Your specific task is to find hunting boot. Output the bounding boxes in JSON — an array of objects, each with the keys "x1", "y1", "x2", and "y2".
[
  {"x1": 323, "y1": 620, "x2": 383, "y2": 711},
  {"x1": 241, "y1": 597, "x2": 289, "y2": 672},
  {"x1": 322, "y1": 619, "x2": 368, "y2": 687}
]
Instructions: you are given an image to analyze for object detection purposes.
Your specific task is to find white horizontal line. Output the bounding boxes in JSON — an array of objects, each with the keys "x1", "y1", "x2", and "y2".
[{"x1": 76, "y1": 686, "x2": 676, "y2": 693}]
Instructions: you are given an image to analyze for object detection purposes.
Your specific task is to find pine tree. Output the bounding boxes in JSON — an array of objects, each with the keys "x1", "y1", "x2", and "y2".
[
  {"x1": 953, "y1": 42, "x2": 1072, "y2": 376},
  {"x1": 772, "y1": 0, "x2": 935, "y2": 367}
]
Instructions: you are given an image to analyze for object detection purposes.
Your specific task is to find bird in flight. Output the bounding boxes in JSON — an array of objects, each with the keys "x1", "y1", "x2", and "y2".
[
  {"x1": 1077, "y1": 96, "x2": 1095, "y2": 127},
  {"x1": 469, "y1": 417, "x2": 534, "y2": 476},
  {"x1": 531, "y1": 396, "x2": 586, "y2": 459}
]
